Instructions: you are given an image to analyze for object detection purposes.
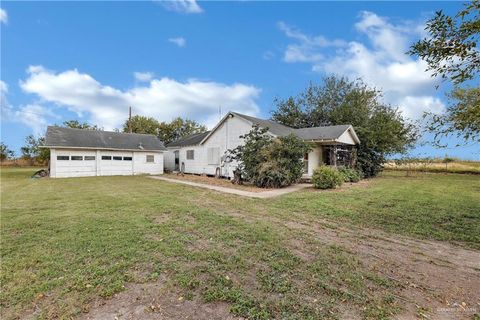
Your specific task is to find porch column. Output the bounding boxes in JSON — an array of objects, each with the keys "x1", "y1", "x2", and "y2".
[{"x1": 331, "y1": 145, "x2": 337, "y2": 167}]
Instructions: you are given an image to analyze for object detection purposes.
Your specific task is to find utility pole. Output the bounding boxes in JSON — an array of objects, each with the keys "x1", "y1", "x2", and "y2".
[{"x1": 128, "y1": 106, "x2": 132, "y2": 133}]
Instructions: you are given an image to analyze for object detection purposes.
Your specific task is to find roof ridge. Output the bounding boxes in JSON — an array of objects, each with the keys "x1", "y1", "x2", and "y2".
[{"x1": 48, "y1": 125, "x2": 160, "y2": 137}]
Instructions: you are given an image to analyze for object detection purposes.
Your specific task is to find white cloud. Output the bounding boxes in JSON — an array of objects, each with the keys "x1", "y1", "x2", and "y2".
[
  {"x1": 134, "y1": 72, "x2": 155, "y2": 82},
  {"x1": 0, "y1": 8, "x2": 7, "y2": 24},
  {"x1": 278, "y1": 21, "x2": 346, "y2": 63},
  {"x1": 14, "y1": 104, "x2": 53, "y2": 136},
  {"x1": 396, "y1": 96, "x2": 445, "y2": 120},
  {"x1": 279, "y1": 12, "x2": 446, "y2": 119},
  {"x1": 0, "y1": 80, "x2": 8, "y2": 100},
  {"x1": 1, "y1": 80, "x2": 58, "y2": 136},
  {"x1": 20, "y1": 66, "x2": 261, "y2": 130},
  {"x1": 168, "y1": 37, "x2": 186, "y2": 47},
  {"x1": 160, "y1": 0, "x2": 203, "y2": 14}
]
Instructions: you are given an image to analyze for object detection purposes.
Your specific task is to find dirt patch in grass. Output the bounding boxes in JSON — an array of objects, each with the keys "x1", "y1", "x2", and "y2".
[
  {"x1": 79, "y1": 276, "x2": 238, "y2": 320},
  {"x1": 241, "y1": 214, "x2": 480, "y2": 319},
  {"x1": 163, "y1": 173, "x2": 268, "y2": 193}
]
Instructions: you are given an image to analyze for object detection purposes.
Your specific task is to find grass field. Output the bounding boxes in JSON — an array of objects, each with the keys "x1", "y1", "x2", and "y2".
[
  {"x1": 385, "y1": 159, "x2": 480, "y2": 174},
  {"x1": 1, "y1": 168, "x2": 479, "y2": 319}
]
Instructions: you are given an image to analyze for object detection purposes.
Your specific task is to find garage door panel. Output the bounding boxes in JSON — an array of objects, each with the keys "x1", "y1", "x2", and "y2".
[
  {"x1": 54, "y1": 150, "x2": 97, "y2": 177},
  {"x1": 99, "y1": 152, "x2": 133, "y2": 175}
]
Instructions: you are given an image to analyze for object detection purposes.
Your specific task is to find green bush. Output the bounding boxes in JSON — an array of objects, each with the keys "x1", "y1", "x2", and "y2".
[
  {"x1": 312, "y1": 166, "x2": 344, "y2": 189},
  {"x1": 338, "y1": 167, "x2": 362, "y2": 183},
  {"x1": 229, "y1": 126, "x2": 311, "y2": 188}
]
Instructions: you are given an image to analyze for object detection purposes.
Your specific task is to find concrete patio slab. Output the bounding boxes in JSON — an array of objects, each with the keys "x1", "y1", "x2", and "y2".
[{"x1": 148, "y1": 176, "x2": 310, "y2": 198}]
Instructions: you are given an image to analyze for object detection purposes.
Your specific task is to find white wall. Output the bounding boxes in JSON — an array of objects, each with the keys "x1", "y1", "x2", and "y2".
[
  {"x1": 166, "y1": 114, "x2": 253, "y2": 178},
  {"x1": 50, "y1": 148, "x2": 163, "y2": 178},
  {"x1": 134, "y1": 151, "x2": 164, "y2": 175},
  {"x1": 307, "y1": 146, "x2": 323, "y2": 176},
  {"x1": 336, "y1": 129, "x2": 356, "y2": 145}
]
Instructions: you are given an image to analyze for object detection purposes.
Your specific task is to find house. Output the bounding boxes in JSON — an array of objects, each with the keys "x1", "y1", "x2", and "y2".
[
  {"x1": 43, "y1": 126, "x2": 166, "y2": 178},
  {"x1": 164, "y1": 111, "x2": 360, "y2": 178}
]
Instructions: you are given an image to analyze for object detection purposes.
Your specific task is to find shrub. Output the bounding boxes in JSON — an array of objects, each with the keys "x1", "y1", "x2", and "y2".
[
  {"x1": 312, "y1": 166, "x2": 344, "y2": 189},
  {"x1": 338, "y1": 167, "x2": 362, "y2": 183},
  {"x1": 229, "y1": 126, "x2": 311, "y2": 188}
]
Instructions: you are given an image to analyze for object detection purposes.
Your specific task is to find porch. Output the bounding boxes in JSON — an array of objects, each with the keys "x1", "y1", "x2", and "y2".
[{"x1": 303, "y1": 144, "x2": 357, "y2": 178}]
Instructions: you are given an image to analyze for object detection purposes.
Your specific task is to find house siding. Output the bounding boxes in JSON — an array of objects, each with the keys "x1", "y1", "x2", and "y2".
[
  {"x1": 307, "y1": 146, "x2": 323, "y2": 176},
  {"x1": 165, "y1": 114, "x2": 253, "y2": 178}
]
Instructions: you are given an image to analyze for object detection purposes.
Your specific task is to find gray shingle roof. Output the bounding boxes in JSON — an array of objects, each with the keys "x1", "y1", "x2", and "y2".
[
  {"x1": 294, "y1": 125, "x2": 352, "y2": 141},
  {"x1": 44, "y1": 126, "x2": 166, "y2": 151},
  {"x1": 166, "y1": 131, "x2": 210, "y2": 147},
  {"x1": 230, "y1": 112, "x2": 296, "y2": 137},
  {"x1": 231, "y1": 112, "x2": 354, "y2": 141}
]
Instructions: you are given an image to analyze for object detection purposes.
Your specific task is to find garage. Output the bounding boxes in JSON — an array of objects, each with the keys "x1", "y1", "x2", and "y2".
[{"x1": 43, "y1": 126, "x2": 166, "y2": 178}]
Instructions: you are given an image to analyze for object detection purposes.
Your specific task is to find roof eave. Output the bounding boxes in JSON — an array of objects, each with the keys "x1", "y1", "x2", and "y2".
[{"x1": 42, "y1": 145, "x2": 166, "y2": 152}]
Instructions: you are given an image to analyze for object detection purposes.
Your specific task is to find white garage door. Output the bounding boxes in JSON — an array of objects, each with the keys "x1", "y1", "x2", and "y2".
[
  {"x1": 98, "y1": 152, "x2": 134, "y2": 176},
  {"x1": 55, "y1": 151, "x2": 97, "y2": 178}
]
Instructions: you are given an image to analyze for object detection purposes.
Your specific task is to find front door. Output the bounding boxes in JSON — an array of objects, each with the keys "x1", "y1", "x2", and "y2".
[{"x1": 174, "y1": 150, "x2": 180, "y2": 171}]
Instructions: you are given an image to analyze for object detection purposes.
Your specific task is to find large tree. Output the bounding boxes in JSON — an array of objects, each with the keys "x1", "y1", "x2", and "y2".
[
  {"x1": 409, "y1": 0, "x2": 479, "y2": 145},
  {"x1": 158, "y1": 117, "x2": 207, "y2": 145},
  {"x1": 123, "y1": 115, "x2": 207, "y2": 145},
  {"x1": 122, "y1": 115, "x2": 160, "y2": 135},
  {"x1": 271, "y1": 77, "x2": 418, "y2": 177}
]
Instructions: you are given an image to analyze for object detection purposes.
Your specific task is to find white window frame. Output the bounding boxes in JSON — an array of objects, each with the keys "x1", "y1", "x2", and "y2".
[
  {"x1": 146, "y1": 155, "x2": 155, "y2": 163},
  {"x1": 186, "y1": 150, "x2": 194, "y2": 160},
  {"x1": 207, "y1": 147, "x2": 220, "y2": 165}
]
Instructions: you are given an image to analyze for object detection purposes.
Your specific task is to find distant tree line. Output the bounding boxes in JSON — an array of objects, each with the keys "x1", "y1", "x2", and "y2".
[{"x1": 122, "y1": 116, "x2": 207, "y2": 145}]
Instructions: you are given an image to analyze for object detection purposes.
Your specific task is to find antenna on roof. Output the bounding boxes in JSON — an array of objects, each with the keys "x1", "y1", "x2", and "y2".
[
  {"x1": 128, "y1": 106, "x2": 132, "y2": 133},
  {"x1": 219, "y1": 105, "x2": 222, "y2": 121}
]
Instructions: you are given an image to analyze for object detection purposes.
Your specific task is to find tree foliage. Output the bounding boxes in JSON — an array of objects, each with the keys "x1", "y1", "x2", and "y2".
[
  {"x1": 21, "y1": 135, "x2": 49, "y2": 165},
  {"x1": 426, "y1": 86, "x2": 480, "y2": 145},
  {"x1": 62, "y1": 120, "x2": 101, "y2": 130},
  {"x1": 123, "y1": 116, "x2": 207, "y2": 144},
  {"x1": 229, "y1": 126, "x2": 311, "y2": 188},
  {"x1": 158, "y1": 117, "x2": 208, "y2": 145},
  {"x1": 409, "y1": 0, "x2": 479, "y2": 85},
  {"x1": 271, "y1": 77, "x2": 418, "y2": 177},
  {"x1": 123, "y1": 116, "x2": 159, "y2": 135},
  {"x1": 409, "y1": 1, "x2": 479, "y2": 145},
  {"x1": 0, "y1": 142, "x2": 15, "y2": 162}
]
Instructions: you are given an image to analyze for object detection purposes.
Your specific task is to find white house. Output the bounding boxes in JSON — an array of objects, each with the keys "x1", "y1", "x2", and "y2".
[
  {"x1": 43, "y1": 127, "x2": 166, "y2": 178},
  {"x1": 165, "y1": 112, "x2": 360, "y2": 178}
]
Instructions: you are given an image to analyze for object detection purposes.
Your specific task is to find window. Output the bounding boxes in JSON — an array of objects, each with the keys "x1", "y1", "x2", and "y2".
[
  {"x1": 146, "y1": 155, "x2": 154, "y2": 163},
  {"x1": 84, "y1": 156, "x2": 95, "y2": 161},
  {"x1": 207, "y1": 147, "x2": 220, "y2": 165},
  {"x1": 186, "y1": 150, "x2": 194, "y2": 160},
  {"x1": 113, "y1": 156, "x2": 122, "y2": 161},
  {"x1": 123, "y1": 156, "x2": 132, "y2": 161},
  {"x1": 102, "y1": 156, "x2": 112, "y2": 160},
  {"x1": 71, "y1": 156, "x2": 83, "y2": 161},
  {"x1": 57, "y1": 156, "x2": 69, "y2": 160}
]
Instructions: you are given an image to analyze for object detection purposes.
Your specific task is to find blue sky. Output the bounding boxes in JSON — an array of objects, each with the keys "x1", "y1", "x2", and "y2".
[{"x1": 1, "y1": 1, "x2": 478, "y2": 159}]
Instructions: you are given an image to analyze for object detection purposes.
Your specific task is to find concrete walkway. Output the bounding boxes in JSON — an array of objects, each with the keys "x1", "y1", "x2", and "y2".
[{"x1": 149, "y1": 176, "x2": 311, "y2": 198}]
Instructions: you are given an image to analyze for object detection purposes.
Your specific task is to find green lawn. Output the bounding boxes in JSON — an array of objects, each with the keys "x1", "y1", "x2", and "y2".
[{"x1": 1, "y1": 168, "x2": 479, "y2": 319}]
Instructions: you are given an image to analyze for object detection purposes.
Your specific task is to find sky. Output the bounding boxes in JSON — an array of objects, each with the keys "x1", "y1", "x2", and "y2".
[{"x1": 1, "y1": 1, "x2": 479, "y2": 159}]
